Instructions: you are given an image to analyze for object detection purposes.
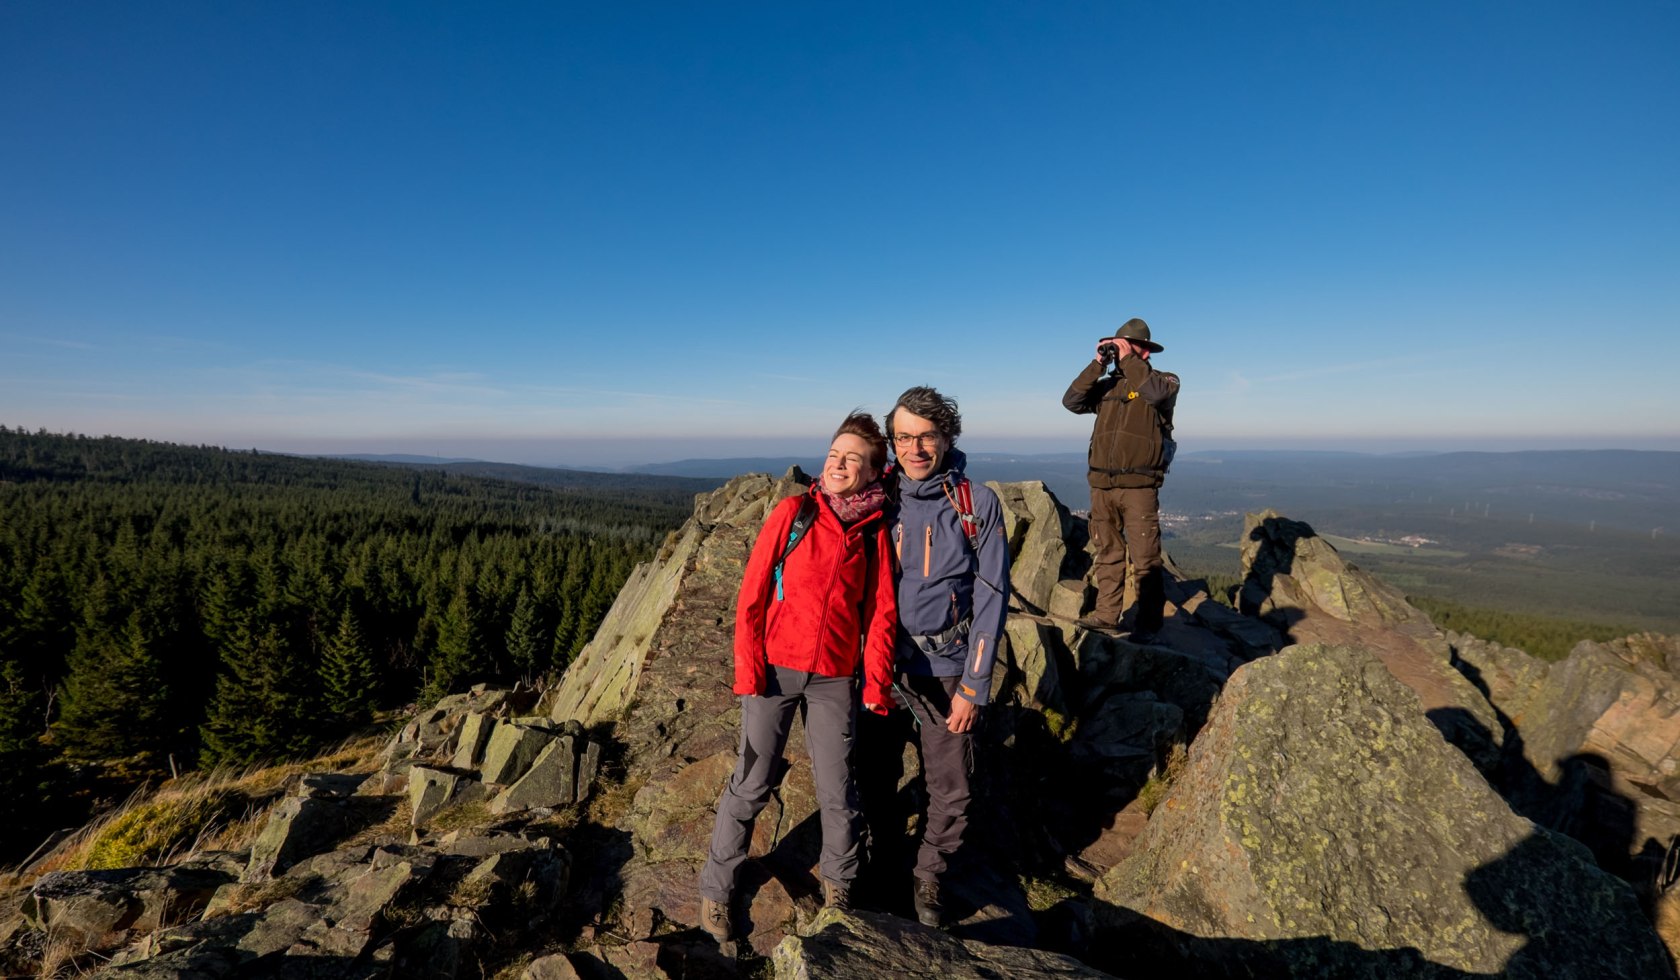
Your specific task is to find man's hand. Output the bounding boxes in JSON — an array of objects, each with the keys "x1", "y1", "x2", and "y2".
[{"x1": 947, "y1": 695, "x2": 979, "y2": 734}]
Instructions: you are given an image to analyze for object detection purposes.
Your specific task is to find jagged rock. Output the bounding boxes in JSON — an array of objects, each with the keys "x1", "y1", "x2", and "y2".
[
  {"x1": 1240, "y1": 511, "x2": 1424, "y2": 628},
  {"x1": 1093, "y1": 643, "x2": 1671, "y2": 978},
  {"x1": 1000, "y1": 617, "x2": 1072, "y2": 721},
  {"x1": 1482, "y1": 632, "x2": 1680, "y2": 877},
  {"x1": 239, "y1": 796, "x2": 346, "y2": 884},
  {"x1": 773, "y1": 909, "x2": 1117, "y2": 979},
  {"x1": 408, "y1": 766, "x2": 487, "y2": 827},
  {"x1": 1238, "y1": 510, "x2": 1506, "y2": 775},
  {"x1": 296, "y1": 772, "x2": 370, "y2": 799},
  {"x1": 22, "y1": 866, "x2": 234, "y2": 946},
  {"x1": 1445, "y1": 629, "x2": 1550, "y2": 719},
  {"x1": 1173, "y1": 584, "x2": 1282, "y2": 655},
  {"x1": 436, "y1": 830, "x2": 546, "y2": 858},
  {"x1": 234, "y1": 896, "x2": 320, "y2": 957},
  {"x1": 96, "y1": 912, "x2": 256, "y2": 975},
  {"x1": 578, "y1": 739, "x2": 602, "y2": 803},
  {"x1": 480, "y1": 721, "x2": 557, "y2": 785},
  {"x1": 451, "y1": 711, "x2": 495, "y2": 769},
  {"x1": 1073, "y1": 631, "x2": 1226, "y2": 734},
  {"x1": 1071, "y1": 799, "x2": 1150, "y2": 878},
  {"x1": 547, "y1": 471, "x2": 806, "y2": 729},
  {"x1": 489, "y1": 735, "x2": 586, "y2": 814},
  {"x1": 522, "y1": 952, "x2": 587, "y2": 980},
  {"x1": 1068, "y1": 692, "x2": 1182, "y2": 777},
  {"x1": 994, "y1": 480, "x2": 1079, "y2": 616}
]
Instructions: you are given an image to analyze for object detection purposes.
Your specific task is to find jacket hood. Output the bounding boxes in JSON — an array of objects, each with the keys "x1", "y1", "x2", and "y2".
[{"x1": 896, "y1": 448, "x2": 969, "y2": 500}]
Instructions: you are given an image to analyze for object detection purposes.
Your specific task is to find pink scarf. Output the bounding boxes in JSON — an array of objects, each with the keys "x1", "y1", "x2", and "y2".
[{"x1": 822, "y1": 481, "x2": 886, "y2": 525}]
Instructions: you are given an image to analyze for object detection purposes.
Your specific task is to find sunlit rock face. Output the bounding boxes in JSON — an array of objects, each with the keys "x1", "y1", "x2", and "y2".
[{"x1": 1092, "y1": 643, "x2": 1671, "y2": 979}]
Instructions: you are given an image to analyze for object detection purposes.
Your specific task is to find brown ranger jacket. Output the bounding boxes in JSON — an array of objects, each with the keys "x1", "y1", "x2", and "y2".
[{"x1": 1062, "y1": 355, "x2": 1180, "y2": 490}]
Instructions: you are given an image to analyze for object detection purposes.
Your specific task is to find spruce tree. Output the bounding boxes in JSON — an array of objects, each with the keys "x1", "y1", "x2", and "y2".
[
  {"x1": 422, "y1": 580, "x2": 484, "y2": 704},
  {"x1": 320, "y1": 605, "x2": 377, "y2": 728},
  {"x1": 54, "y1": 610, "x2": 177, "y2": 768},
  {"x1": 200, "y1": 624, "x2": 320, "y2": 767},
  {"x1": 504, "y1": 586, "x2": 542, "y2": 680}
]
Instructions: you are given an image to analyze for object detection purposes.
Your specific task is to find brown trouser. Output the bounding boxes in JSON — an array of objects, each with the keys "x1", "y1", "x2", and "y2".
[{"x1": 1089, "y1": 485, "x2": 1164, "y2": 632}]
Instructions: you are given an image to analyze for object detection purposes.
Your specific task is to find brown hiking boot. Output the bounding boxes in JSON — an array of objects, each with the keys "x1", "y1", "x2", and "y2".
[
  {"x1": 699, "y1": 894, "x2": 732, "y2": 942},
  {"x1": 912, "y1": 877, "x2": 943, "y2": 927},
  {"x1": 822, "y1": 879, "x2": 852, "y2": 911},
  {"x1": 1075, "y1": 615, "x2": 1120, "y2": 634}
]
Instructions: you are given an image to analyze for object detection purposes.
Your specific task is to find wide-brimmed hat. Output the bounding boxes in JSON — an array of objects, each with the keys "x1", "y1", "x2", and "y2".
[{"x1": 1114, "y1": 317, "x2": 1163, "y2": 353}]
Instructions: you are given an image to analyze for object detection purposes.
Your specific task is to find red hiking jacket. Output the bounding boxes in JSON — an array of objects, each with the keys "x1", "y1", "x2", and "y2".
[{"x1": 733, "y1": 487, "x2": 897, "y2": 713}]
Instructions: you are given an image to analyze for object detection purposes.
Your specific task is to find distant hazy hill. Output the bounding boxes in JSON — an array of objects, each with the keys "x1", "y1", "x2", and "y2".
[
  {"x1": 362, "y1": 458, "x2": 726, "y2": 497},
  {"x1": 632, "y1": 449, "x2": 1679, "y2": 534}
]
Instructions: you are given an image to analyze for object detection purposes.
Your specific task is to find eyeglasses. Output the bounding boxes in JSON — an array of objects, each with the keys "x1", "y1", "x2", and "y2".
[{"x1": 892, "y1": 432, "x2": 942, "y2": 449}]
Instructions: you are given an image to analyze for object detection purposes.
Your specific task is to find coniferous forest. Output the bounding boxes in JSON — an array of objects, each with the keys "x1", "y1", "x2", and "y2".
[{"x1": 0, "y1": 427, "x2": 707, "y2": 863}]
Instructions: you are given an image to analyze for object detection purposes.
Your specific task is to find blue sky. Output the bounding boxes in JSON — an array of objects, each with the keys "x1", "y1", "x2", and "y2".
[{"x1": 3, "y1": 2, "x2": 1677, "y2": 467}]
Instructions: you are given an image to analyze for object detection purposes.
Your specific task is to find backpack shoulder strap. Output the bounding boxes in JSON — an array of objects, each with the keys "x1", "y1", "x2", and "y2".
[
  {"x1": 773, "y1": 494, "x2": 820, "y2": 601},
  {"x1": 947, "y1": 476, "x2": 983, "y2": 553}
]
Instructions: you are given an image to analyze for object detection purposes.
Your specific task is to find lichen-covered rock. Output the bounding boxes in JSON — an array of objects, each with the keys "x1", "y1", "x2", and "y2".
[
  {"x1": 993, "y1": 480, "x2": 1079, "y2": 617},
  {"x1": 23, "y1": 867, "x2": 233, "y2": 946},
  {"x1": 480, "y1": 721, "x2": 557, "y2": 786},
  {"x1": 451, "y1": 711, "x2": 495, "y2": 770},
  {"x1": 1490, "y1": 632, "x2": 1680, "y2": 877},
  {"x1": 407, "y1": 766, "x2": 486, "y2": 827},
  {"x1": 1001, "y1": 617, "x2": 1072, "y2": 719},
  {"x1": 548, "y1": 471, "x2": 806, "y2": 729},
  {"x1": 1239, "y1": 511, "x2": 1423, "y2": 628},
  {"x1": 1093, "y1": 644, "x2": 1670, "y2": 978},
  {"x1": 489, "y1": 735, "x2": 584, "y2": 814},
  {"x1": 1239, "y1": 510, "x2": 1506, "y2": 775},
  {"x1": 773, "y1": 909, "x2": 1117, "y2": 979},
  {"x1": 243, "y1": 796, "x2": 359, "y2": 882}
]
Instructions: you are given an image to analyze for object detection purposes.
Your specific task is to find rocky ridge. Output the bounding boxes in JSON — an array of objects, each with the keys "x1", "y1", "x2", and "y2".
[{"x1": 0, "y1": 474, "x2": 1674, "y2": 978}]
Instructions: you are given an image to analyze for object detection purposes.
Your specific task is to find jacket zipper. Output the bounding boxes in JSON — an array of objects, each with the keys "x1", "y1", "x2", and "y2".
[{"x1": 923, "y1": 525, "x2": 931, "y2": 577}]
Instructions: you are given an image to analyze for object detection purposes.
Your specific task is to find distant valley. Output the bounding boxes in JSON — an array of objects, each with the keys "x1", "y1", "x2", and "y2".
[{"x1": 632, "y1": 449, "x2": 1680, "y2": 634}]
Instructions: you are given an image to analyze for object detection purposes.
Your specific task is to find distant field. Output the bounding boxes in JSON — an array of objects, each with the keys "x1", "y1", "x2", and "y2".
[
  {"x1": 1318, "y1": 534, "x2": 1467, "y2": 559},
  {"x1": 1169, "y1": 516, "x2": 1678, "y2": 636}
]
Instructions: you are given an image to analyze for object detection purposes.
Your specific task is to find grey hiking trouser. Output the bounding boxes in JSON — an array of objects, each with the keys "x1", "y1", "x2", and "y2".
[
  {"x1": 857, "y1": 673, "x2": 974, "y2": 882},
  {"x1": 698, "y1": 664, "x2": 861, "y2": 901}
]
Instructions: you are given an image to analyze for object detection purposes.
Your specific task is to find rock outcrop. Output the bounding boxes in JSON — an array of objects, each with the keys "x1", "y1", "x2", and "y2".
[
  {"x1": 1454, "y1": 630, "x2": 1680, "y2": 884},
  {"x1": 773, "y1": 908, "x2": 1117, "y2": 979},
  {"x1": 1093, "y1": 643, "x2": 1672, "y2": 978},
  {"x1": 1240, "y1": 509, "x2": 1507, "y2": 775},
  {"x1": 5, "y1": 476, "x2": 1674, "y2": 979}
]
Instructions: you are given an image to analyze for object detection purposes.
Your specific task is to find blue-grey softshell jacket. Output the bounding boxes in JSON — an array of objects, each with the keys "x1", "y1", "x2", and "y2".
[{"x1": 890, "y1": 449, "x2": 1011, "y2": 706}]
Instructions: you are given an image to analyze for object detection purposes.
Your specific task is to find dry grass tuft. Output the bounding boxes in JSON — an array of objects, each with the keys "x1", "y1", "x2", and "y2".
[
  {"x1": 205, "y1": 872, "x2": 318, "y2": 919},
  {"x1": 81, "y1": 788, "x2": 240, "y2": 870},
  {"x1": 1134, "y1": 743, "x2": 1189, "y2": 817},
  {"x1": 15, "y1": 731, "x2": 390, "y2": 885},
  {"x1": 426, "y1": 800, "x2": 494, "y2": 834}
]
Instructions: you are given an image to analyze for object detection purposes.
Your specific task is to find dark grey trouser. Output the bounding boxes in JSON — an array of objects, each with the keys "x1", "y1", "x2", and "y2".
[
  {"x1": 856, "y1": 673, "x2": 974, "y2": 882},
  {"x1": 1089, "y1": 485, "x2": 1164, "y2": 632},
  {"x1": 698, "y1": 664, "x2": 861, "y2": 901}
]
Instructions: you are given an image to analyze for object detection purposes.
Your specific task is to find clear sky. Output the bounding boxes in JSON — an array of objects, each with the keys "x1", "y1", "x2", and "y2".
[{"x1": 3, "y1": 1, "x2": 1677, "y2": 467}]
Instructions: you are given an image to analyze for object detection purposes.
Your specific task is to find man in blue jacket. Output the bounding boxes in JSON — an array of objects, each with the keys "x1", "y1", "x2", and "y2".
[{"x1": 857, "y1": 385, "x2": 1011, "y2": 927}]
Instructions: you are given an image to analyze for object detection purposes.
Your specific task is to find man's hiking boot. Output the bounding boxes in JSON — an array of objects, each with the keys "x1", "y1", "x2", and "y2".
[
  {"x1": 1075, "y1": 615, "x2": 1120, "y2": 634},
  {"x1": 822, "y1": 879, "x2": 852, "y2": 911},
  {"x1": 699, "y1": 895, "x2": 732, "y2": 942},
  {"x1": 912, "y1": 877, "x2": 943, "y2": 927}
]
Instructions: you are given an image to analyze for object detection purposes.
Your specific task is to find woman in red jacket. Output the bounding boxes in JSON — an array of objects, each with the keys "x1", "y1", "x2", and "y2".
[{"x1": 697, "y1": 412, "x2": 897, "y2": 942}]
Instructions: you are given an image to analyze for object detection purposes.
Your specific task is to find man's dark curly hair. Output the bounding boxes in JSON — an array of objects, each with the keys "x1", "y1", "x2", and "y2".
[{"x1": 884, "y1": 386, "x2": 962, "y2": 446}]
